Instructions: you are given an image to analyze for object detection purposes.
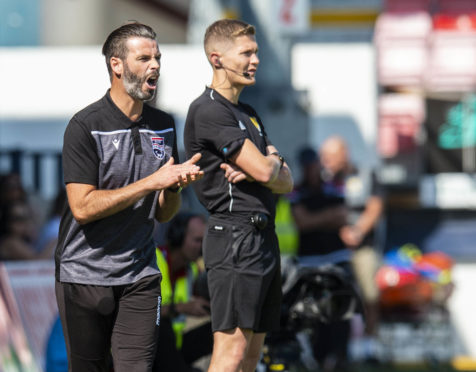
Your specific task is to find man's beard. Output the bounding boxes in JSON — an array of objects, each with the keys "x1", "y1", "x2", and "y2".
[{"x1": 123, "y1": 63, "x2": 156, "y2": 102}]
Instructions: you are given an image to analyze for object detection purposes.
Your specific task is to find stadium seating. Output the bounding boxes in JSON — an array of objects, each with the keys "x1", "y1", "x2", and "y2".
[
  {"x1": 374, "y1": 12, "x2": 432, "y2": 87},
  {"x1": 425, "y1": 13, "x2": 476, "y2": 92},
  {"x1": 378, "y1": 94, "x2": 425, "y2": 158}
]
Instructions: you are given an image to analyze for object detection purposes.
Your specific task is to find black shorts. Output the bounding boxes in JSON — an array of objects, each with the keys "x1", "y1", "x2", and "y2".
[
  {"x1": 55, "y1": 274, "x2": 161, "y2": 372},
  {"x1": 203, "y1": 214, "x2": 282, "y2": 333}
]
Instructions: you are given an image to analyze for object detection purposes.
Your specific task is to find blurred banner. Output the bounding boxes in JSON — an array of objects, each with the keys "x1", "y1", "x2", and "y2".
[
  {"x1": 0, "y1": 265, "x2": 39, "y2": 372},
  {"x1": 0, "y1": 261, "x2": 56, "y2": 372},
  {"x1": 310, "y1": 0, "x2": 380, "y2": 28},
  {"x1": 273, "y1": 0, "x2": 310, "y2": 34}
]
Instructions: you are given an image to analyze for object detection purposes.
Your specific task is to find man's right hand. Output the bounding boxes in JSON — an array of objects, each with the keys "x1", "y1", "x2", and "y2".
[
  {"x1": 67, "y1": 153, "x2": 204, "y2": 225},
  {"x1": 150, "y1": 153, "x2": 204, "y2": 191}
]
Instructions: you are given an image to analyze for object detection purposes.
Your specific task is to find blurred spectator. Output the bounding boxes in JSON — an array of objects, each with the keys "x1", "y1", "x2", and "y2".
[
  {"x1": 0, "y1": 172, "x2": 46, "y2": 228},
  {"x1": 0, "y1": 199, "x2": 38, "y2": 260},
  {"x1": 0, "y1": 173, "x2": 27, "y2": 206},
  {"x1": 290, "y1": 145, "x2": 352, "y2": 370},
  {"x1": 34, "y1": 188, "x2": 67, "y2": 258},
  {"x1": 320, "y1": 136, "x2": 385, "y2": 362},
  {"x1": 153, "y1": 212, "x2": 212, "y2": 372},
  {"x1": 291, "y1": 146, "x2": 348, "y2": 257}
]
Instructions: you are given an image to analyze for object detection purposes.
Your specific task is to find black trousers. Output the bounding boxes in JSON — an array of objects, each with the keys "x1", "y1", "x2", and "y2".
[
  {"x1": 55, "y1": 274, "x2": 161, "y2": 372},
  {"x1": 153, "y1": 317, "x2": 213, "y2": 372}
]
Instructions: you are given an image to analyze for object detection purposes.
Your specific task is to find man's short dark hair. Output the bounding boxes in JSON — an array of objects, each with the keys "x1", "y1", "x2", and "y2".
[
  {"x1": 204, "y1": 19, "x2": 255, "y2": 57},
  {"x1": 102, "y1": 22, "x2": 157, "y2": 79}
]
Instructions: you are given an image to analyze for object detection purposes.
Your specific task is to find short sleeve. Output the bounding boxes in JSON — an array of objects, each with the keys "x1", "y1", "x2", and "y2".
[
  {"x1": 370, "y1": 171, "x2": 385, "y2": 198},
  {"x1": 195, "y1": 103, "x2": 246, "y2": 160},
  {"x1": 62, "y1": 116, "x2": 99, "y2": 185}
]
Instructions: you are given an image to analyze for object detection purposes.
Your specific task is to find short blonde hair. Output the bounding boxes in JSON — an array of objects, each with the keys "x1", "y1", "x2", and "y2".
[{"x1": 204, "y1": 19, "x2": 255, "y2": 57}]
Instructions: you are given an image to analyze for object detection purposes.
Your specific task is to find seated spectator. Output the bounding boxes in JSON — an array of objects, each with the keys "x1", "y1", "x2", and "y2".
[
  {"x1": 0, "y1": 172, "x2": 27, "y2": 206},
  {"x1": 0, "y1": 199, "x2": 38, "y2": 260},
  {"x1": 34, "y1": 188, "x2": 67, "y2": 258},
  {"x1": 153, "y1": 212, "x2": 213, "y2": 372}
]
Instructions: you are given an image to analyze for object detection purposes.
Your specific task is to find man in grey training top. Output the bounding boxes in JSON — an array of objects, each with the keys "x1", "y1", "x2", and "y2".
[{"x1": 55, "y1": 22, "x2": 203, "y2": 372}]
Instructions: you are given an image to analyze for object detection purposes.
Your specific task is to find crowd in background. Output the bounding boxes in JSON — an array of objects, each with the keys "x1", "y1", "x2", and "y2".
[{"x1": 0, "y1": 173, "x2": 66, "y2": 261}]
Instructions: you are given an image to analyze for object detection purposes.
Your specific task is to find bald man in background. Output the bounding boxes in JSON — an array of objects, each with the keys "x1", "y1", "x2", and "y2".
[{"x1": 320, "y1": 136, "x2": 384, "y2": 362}]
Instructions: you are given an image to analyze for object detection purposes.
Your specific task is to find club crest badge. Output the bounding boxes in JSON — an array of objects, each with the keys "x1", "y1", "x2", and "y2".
[{"x1": 151, "y1": 137, "x2": 165, "y2": 159}]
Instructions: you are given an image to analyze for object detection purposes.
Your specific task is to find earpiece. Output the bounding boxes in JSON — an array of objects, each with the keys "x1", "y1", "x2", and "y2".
[{"x1": 214, "y1": 58, "x2": 223, "y2": 69}]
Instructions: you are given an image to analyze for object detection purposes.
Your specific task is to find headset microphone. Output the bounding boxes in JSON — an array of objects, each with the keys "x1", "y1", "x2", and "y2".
[{"x1": 216, "y1": 59, "x2": 251, "y2": 78}]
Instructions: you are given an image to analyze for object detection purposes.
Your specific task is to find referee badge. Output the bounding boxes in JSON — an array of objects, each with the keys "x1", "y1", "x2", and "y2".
[
  {"x1": 151, "y1": 137, "x2": 165, "y2": 159},
  {"x1": 250, "y1": 117, "x2": 262, "y2": 136}
]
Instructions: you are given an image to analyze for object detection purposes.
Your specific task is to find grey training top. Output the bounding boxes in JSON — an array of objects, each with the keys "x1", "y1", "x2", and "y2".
[{"x1": 55, "y1": 90, "x2": 178, "y2": 285}]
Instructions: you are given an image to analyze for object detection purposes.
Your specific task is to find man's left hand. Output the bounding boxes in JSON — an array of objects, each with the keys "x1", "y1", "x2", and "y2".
[{"x1": 220, "y1": 162, "x2": 254, "y2": 183}]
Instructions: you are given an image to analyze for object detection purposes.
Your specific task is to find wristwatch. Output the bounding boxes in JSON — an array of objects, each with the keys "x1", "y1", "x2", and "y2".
[{"x1": 270, "y1": 152, "x2": 284, "y2": 169}]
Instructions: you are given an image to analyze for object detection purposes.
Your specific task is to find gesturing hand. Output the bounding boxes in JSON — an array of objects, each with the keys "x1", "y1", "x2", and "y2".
[{"x1": 151, "y1": 153, "x2": 204, "y2": 190}]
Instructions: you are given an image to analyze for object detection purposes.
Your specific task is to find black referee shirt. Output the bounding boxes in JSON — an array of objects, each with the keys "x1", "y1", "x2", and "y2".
[
  {"x1": 56, "y1": 90, "x2": 178, "y2": 285},
  {"x1": 184, "y1": 87, "x2": 276, "y2": 218}
]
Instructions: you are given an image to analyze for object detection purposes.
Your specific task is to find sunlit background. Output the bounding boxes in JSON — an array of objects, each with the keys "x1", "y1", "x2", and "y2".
[{"x1": 1, "y1": 0, "x2": 476, "y2": 371}]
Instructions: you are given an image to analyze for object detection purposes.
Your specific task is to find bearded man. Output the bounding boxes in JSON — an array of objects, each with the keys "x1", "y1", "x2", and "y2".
[{"x1": 55, "y1": 22, "x2": 203, "y2": 372}]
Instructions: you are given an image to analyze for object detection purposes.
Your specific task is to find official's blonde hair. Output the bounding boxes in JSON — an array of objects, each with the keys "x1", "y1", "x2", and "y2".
[{"x1": 204, "y1": 19, "x2": 255, "y2": 58}]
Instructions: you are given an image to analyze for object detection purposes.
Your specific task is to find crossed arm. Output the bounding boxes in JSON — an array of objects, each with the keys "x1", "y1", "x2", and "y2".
[
  {"x1": 219, "y1": 138, "x2": 293, "y2": 194},
  {"x1": 67, "y1": 153, "x2": 203, "y2": 225}
]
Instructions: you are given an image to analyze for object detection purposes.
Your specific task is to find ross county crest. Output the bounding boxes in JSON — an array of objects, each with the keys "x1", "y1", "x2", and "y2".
[{"x1": 151, "y1": 137, "x2": 165, "y2": 159}]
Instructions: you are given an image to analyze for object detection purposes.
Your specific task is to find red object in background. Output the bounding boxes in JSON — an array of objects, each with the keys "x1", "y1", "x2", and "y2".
[
  {"x1": 376, "y1": 265, "x2": 420, "y2": 290},
  {"x1": 379, "y1": 280, "x2": 433, "y2": 308},
  {"x1": 376, "y1": 250, "x2": 454, "y2": 309},
  {"x1": 433, "y1": 13, "x2": 476, "y2": 30},
  {"x1": 415, "y1": 251, "x2": 454, "y2": 270}
]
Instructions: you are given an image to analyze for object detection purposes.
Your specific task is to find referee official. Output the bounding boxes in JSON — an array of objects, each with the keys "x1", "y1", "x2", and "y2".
[
  {"x1": 55, "y1": 22, "x2": 203, "y2": 372},
  {"x1": 184, "y1": 19, "x2": 293, "y2": 372}
]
